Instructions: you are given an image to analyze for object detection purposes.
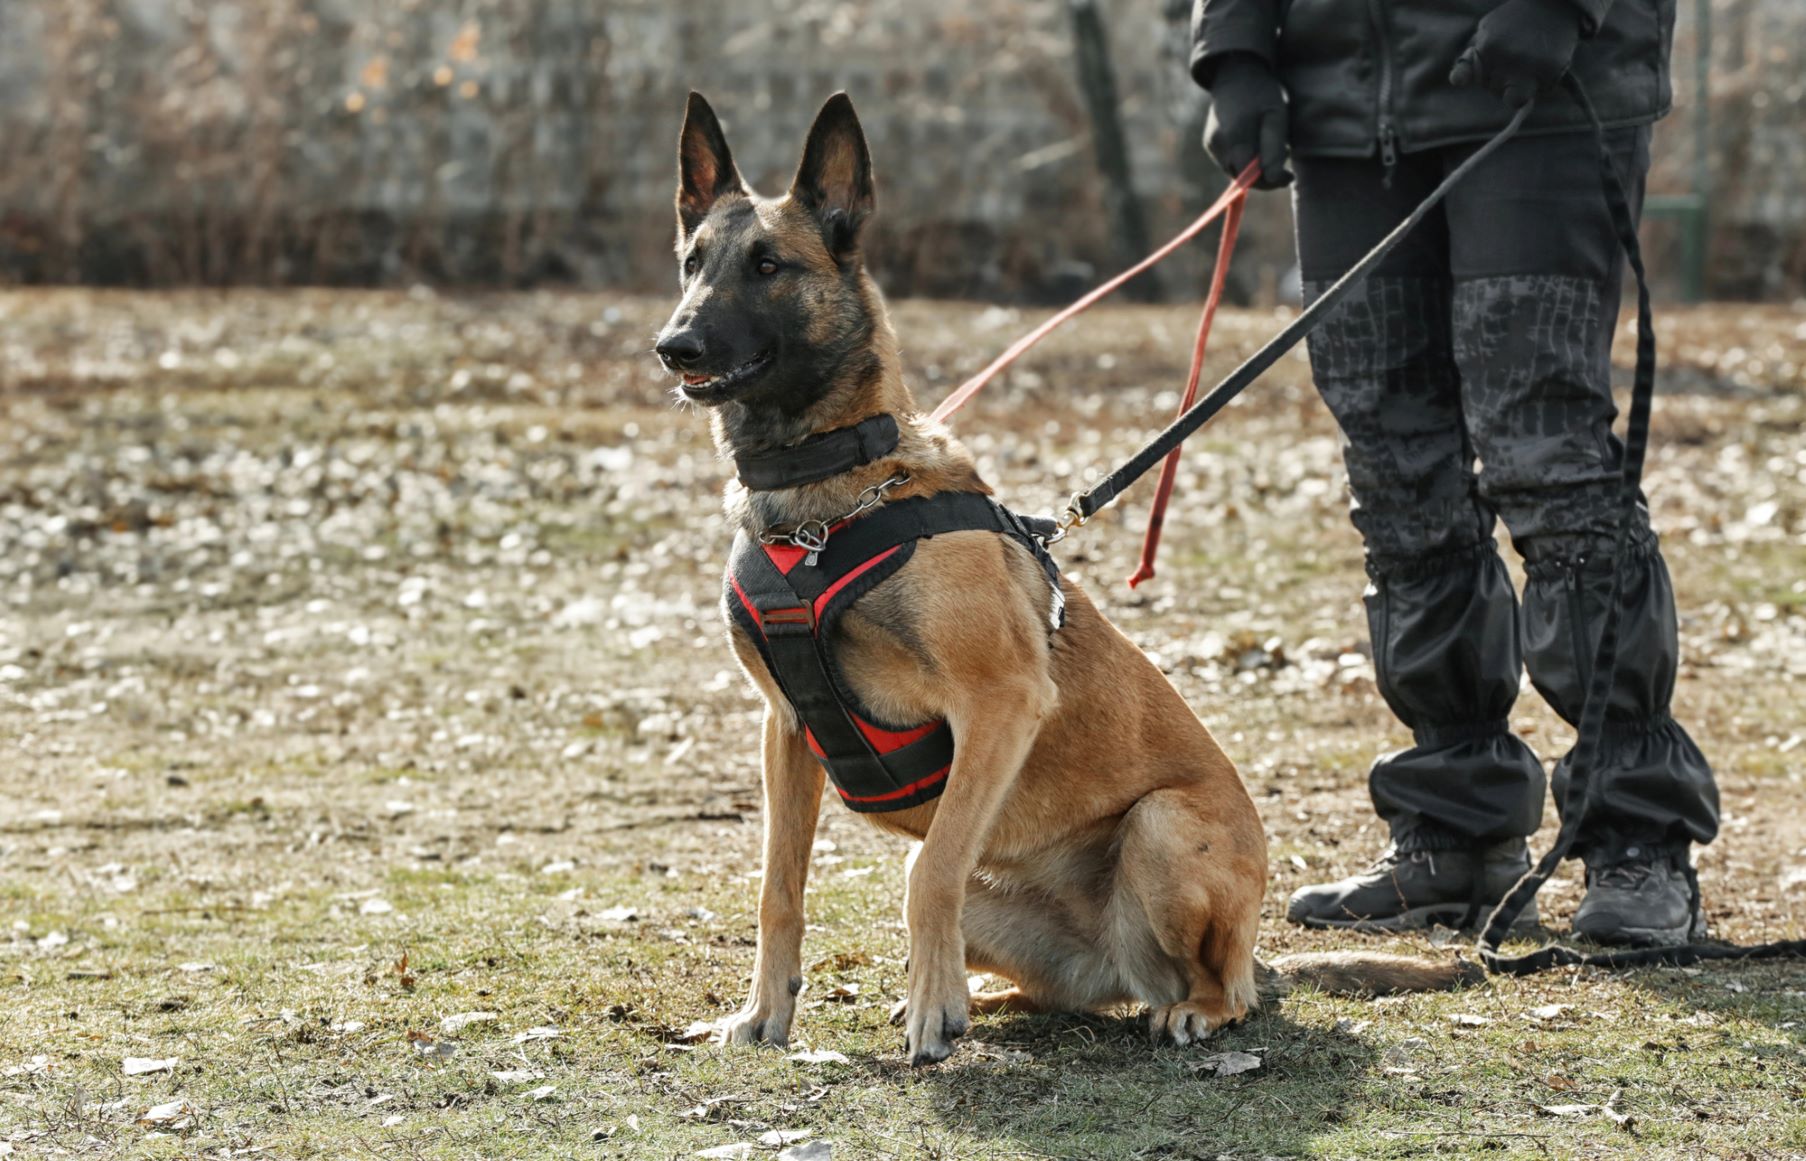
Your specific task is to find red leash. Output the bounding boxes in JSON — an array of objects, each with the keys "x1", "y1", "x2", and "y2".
[
  {"x1": 1126, "y1": 190, "x2": 1244, "y2": 588},
  {"x1": 927, "y1": 162, "x2": 1258, "y2": 586}
]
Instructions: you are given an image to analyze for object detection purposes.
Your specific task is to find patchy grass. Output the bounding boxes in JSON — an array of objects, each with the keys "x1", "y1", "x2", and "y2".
[{"x1": 1, "y1": 289, "x2": 1804, "y2": 1159}]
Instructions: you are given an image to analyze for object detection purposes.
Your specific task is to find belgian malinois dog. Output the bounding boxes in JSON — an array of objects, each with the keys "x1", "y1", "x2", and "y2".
[{"x1": 657, "y1": 92, "x2": 1477, "y2": 1066}]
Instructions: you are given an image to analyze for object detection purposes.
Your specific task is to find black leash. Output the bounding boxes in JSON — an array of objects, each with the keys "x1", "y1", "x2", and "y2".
[
  {"x1": 1051, "y1": 77, "x2": 1805, "y2": 975},
  {"x1": 1065, "y1": 102, "x2": 1534, "y2": 523}
]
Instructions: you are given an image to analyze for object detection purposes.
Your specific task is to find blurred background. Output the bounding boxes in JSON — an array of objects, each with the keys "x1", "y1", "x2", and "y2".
[{"x1": 2, "y1": 0, "x2": 1802, "y2": 303}]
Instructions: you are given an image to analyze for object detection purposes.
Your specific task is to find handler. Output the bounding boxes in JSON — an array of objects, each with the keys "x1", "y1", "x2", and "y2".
[{"x1": 1188, "y1": 0, "x2": 1718, "y2": 947}]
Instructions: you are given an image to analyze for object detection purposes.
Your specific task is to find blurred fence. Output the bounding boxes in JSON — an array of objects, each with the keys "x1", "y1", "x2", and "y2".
[{"x1": 0, "y1": 0, "x2": 1800, "y2": 300}]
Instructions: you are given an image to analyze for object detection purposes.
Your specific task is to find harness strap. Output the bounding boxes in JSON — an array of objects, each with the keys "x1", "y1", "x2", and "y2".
[
  {"x1": 730, "y1": 490, "x2": 1065, "y2": 813},
  {"x1": 735, "y1": 542, "x2": 911, "y2": 798},
  {"x1": 797, "y1": 493, "x2": 1064, "y2": 627}
]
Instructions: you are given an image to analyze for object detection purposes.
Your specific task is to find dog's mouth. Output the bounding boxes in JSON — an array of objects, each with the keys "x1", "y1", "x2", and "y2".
[{"x1": 676, "y1": 350, "x2": 773, "y2": 403}]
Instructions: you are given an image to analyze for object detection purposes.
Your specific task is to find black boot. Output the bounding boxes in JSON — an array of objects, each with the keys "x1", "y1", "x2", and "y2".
[
  {"x1": 1286, "y1": 838, "x2": 1535, "y2": 931},
  {"x1": 1573, "y1": 840, "x2": 1707, "y2": 947}
]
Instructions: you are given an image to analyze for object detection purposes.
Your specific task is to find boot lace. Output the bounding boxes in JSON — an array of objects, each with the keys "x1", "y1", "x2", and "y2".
[
  {"x1": 1592, "y1": 845, "x2": 1662, "y2": 890},
  {"x1": 1361, "y1": 844, "x2": 1435, "y2": 879}
]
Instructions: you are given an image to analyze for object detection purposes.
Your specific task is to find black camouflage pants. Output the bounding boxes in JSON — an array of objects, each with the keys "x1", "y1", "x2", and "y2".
[{"x1": 1293, "y1": 126, "x2": 1719, "y2": 860}]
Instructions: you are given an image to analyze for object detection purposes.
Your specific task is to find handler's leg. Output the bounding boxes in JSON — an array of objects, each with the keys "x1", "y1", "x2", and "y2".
[
  {"x1": 1284, "y1": 153, "x2": 1541, "y2": 930},
  {"x1": 1445, "y1": 126, "x2": 1719, "y2": 947}
]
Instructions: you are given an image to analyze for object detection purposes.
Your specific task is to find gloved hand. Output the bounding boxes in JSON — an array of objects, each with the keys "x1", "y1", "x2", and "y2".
[
  {"x1": 1450, "y1": 0, "x2": 1583, "y2": 108},
  {"x1": 1202, "y1": 54, "x2": 1292, "y2": 190}
]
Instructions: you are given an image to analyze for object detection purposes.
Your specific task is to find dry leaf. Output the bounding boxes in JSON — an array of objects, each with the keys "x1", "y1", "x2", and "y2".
[
  {"x1": 780, "y1": 1143, "x2": 833, "y2": 1161},
  {"x1": 439, "y1": 1011, "x2": 497, "y2": 1034},
  {"x1": 810, "y1": 951, "x2": 870, "y2": 972},
  {"x1": 679, "y1": 1097, "x2": 739, "y2": 1121},
  {"x1": 785, "y1": 1048, "x2": 849, "y2": 1065},
  {"x1": 406, "y1": 1030, "x2": 456, "y2": 1062},
  {"x1": 490, "y1": 1069, "x2": 544, "y2": 1083},
  {"x1": 1197, "y1": 1050, "x2": 1262, "y2": 1077},
  {"x1": 139, "y1": 1099, "x2": 197, "y2": 1129},
  {"x1": 123, "y1": 1057, "x2": 178, "y2": 1076}
]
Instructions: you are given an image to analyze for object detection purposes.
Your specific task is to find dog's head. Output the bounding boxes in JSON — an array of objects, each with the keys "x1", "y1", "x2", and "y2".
[{"x1": 655, "y1": 92, "x2": 881, "y2": 416}]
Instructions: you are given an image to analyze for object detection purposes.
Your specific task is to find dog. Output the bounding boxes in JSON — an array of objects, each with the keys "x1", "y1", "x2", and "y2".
[{"x1": 656, "y1": 91, "x2": 1479, "y2": 1067}]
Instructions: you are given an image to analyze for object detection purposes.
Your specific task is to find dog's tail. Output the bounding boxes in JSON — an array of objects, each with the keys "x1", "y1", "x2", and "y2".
[{"x1": 1256, "y1": 952, "x2": 1484, "y2": 1001}]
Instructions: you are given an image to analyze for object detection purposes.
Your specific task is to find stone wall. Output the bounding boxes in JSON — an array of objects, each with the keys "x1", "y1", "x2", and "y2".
[{"x1": 0, "y1": 0, "x2": 1798, "y2": 300}]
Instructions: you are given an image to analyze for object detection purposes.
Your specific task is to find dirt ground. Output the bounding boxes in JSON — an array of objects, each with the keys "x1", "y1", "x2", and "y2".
[{"x1": 2, "y1": 288, "x2": 1804, "y2": 1159}]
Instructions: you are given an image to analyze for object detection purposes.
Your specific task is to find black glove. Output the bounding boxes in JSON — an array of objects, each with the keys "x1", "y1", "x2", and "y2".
[
  {"x1": 1450, "y1": 0, "x2": 1582, "y2": 108},
  {"x1": 1202, "y1": 54, "x2": 1292, "y2": 190}
]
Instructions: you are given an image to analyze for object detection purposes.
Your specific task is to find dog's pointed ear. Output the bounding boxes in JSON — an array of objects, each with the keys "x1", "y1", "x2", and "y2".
[
  {"x1": 789, "y1": 92, "x2": 875, "y2": 258},
  {"x1": 677, "y1": 92, "x2": 746, "y2": 238}
]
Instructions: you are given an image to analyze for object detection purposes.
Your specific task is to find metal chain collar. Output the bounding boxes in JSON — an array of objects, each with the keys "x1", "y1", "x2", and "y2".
[{"x1": 757, "y1": 472, "x2": 911, "y2": 560}]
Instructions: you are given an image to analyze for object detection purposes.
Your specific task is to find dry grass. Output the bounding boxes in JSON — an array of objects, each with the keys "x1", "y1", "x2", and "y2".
[{"x1": 1, "y1": 289, "x2": 1804, "y2": 1159}]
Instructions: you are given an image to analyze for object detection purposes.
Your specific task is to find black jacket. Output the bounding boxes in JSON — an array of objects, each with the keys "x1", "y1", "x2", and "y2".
[{"x1": 1189, "y1": 0, "x2": 1674, "y2": 157}]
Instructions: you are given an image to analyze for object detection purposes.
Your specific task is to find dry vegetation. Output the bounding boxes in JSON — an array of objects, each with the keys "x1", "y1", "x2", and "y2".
[{"x1": 1, "y1": 288, "x2": 1804, "y2": 1158}]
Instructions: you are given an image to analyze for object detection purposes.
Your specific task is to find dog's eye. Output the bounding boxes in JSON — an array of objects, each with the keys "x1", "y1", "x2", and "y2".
[
  {"x1": 756, "y1": 257, "x2": 780, "y2": 277},
  {"x1": 683, "y1": 254, "x2": 700, "y2": 277}
]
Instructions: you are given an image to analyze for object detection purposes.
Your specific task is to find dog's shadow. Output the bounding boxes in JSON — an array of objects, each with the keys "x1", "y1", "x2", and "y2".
[{"x1": 904, "y1": 1005, "x2": 1377, "y2": 1158}]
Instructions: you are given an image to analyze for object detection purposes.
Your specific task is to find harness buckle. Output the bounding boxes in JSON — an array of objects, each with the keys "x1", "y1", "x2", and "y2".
[{"x1": 757, "y1": 603, "x2": 816, "y2": 634}]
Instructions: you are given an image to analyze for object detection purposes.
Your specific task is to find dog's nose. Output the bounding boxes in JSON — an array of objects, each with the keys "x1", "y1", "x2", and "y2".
[{"x1": 655, "y1": 332, "x2": 705, "y2": 370}]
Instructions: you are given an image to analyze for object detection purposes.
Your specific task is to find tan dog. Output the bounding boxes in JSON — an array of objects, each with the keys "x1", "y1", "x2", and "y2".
[{"x1": 657, "y1": 92, "x2": 1477, "y2": 1066}]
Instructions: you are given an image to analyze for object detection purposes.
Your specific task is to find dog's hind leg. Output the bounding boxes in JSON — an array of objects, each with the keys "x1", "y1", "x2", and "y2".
[{"x1": 1109, "y1": 784, "x2": 1267, "y2": 1045}]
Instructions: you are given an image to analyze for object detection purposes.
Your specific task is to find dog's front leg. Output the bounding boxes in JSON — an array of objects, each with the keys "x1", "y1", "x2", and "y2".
[
  {"x1": 901, "y1": 684, "x2": 1043, "y2": 1066},
  {"x1": 719, "y1": 708, "x2": 823, "y2": 1049}
]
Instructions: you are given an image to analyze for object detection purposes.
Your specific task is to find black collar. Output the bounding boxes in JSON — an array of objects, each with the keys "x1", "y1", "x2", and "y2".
[{"x1": 734, "y1": 414, "x2": 901, "y2": 492}]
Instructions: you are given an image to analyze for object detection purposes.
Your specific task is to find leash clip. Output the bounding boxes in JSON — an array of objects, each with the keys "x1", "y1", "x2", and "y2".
[{"x1": 1040, "y1": 491, "x2": 1090, "y2": 547}]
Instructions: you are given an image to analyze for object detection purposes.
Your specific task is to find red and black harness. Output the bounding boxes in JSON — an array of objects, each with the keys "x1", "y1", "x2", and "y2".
[{"x1": 725, "y1": 417, "x2": 1063, "y2": 813}]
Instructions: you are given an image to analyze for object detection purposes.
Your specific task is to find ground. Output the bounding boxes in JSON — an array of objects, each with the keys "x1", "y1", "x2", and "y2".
[{"x1": 1, "y1": 288, "x2": 1804, "y2": 1160}]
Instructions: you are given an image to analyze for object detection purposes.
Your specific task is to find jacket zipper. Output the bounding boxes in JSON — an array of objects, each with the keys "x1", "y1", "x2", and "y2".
[{"x1": 1366, "y1": 0, "x2": 1399, "y2": 183}]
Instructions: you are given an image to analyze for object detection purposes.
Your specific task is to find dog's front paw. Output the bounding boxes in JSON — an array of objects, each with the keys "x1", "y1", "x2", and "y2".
[
  {"x1": 717, "y1": 1004, "x2": 792, "y2": 1049},
  {"x1": 1148, "y1": 1001, "x2": 1229, "y2": 1047},
  {"x1": 902, "y1": 983, "x2": 969, "y2": 1066}
]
